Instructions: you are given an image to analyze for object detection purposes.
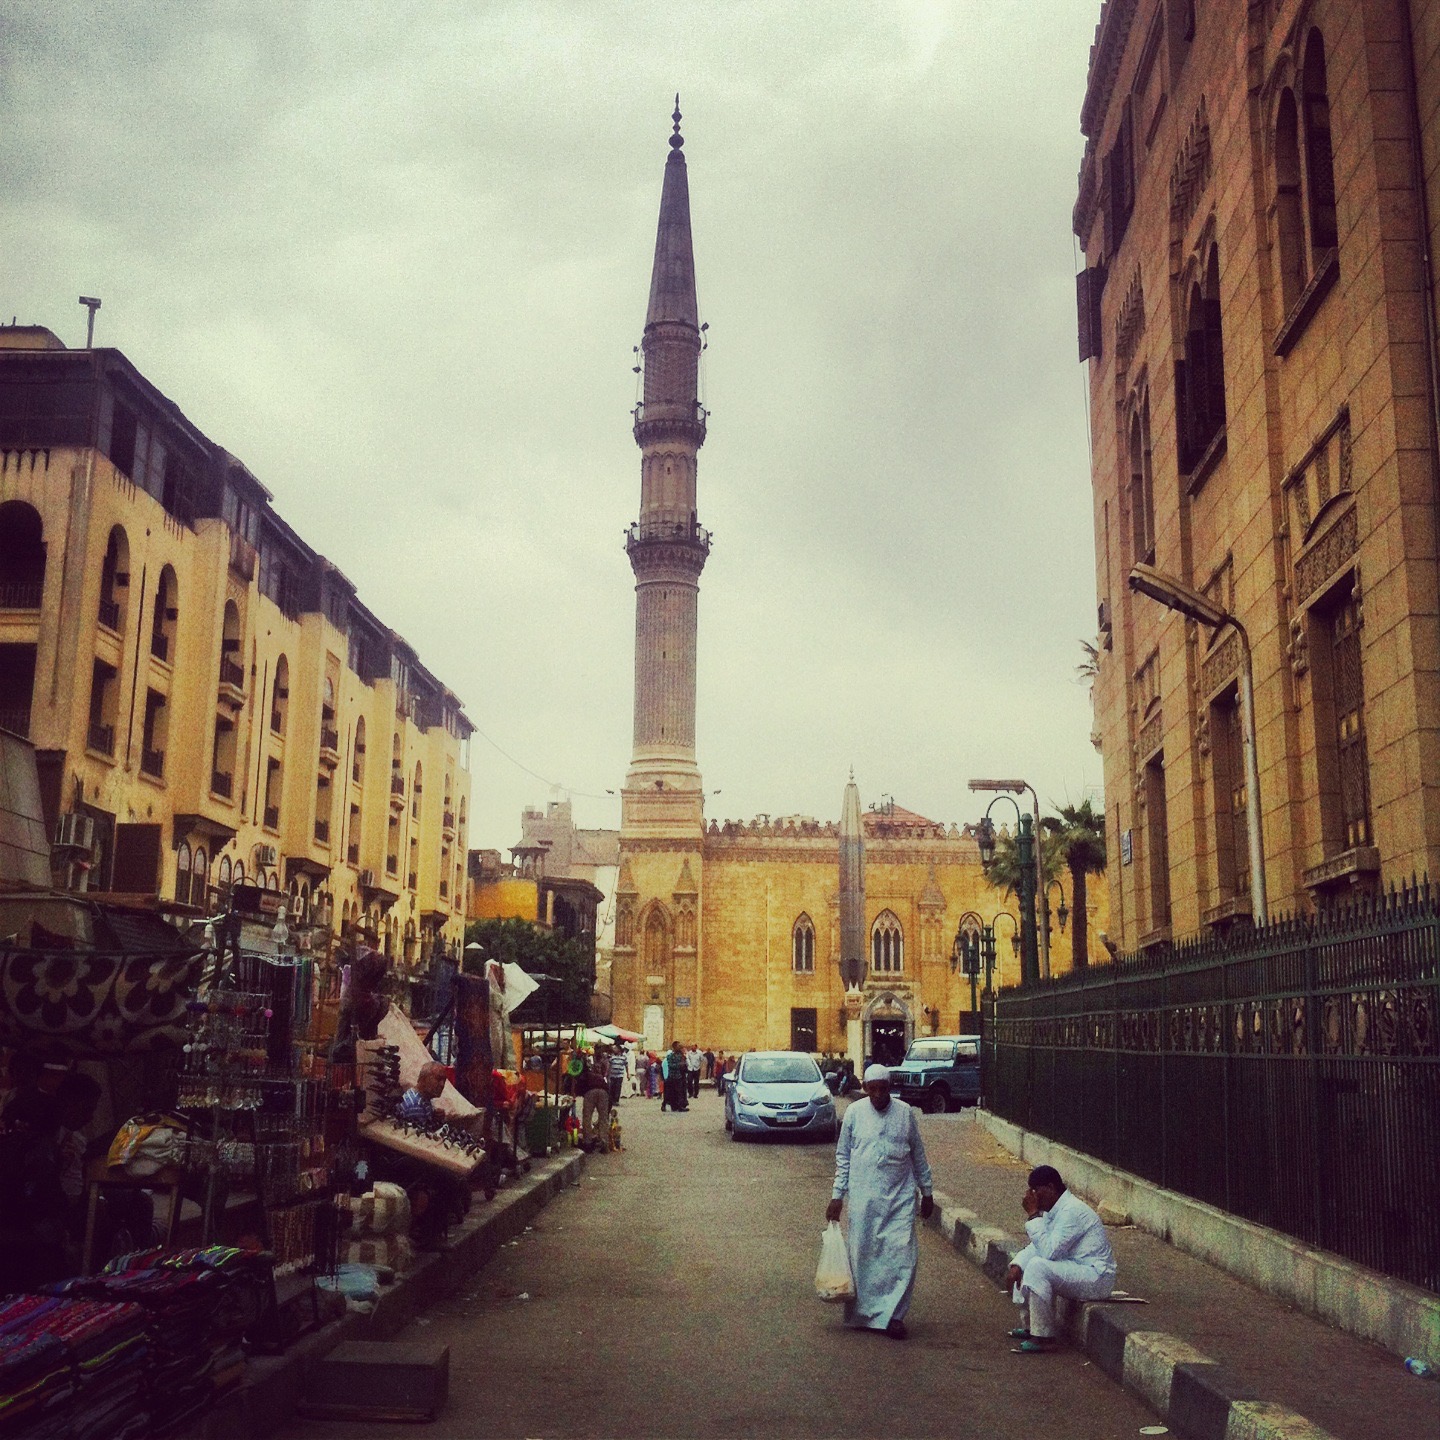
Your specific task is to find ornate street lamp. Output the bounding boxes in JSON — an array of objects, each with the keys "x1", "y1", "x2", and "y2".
[
  {"x1": 971, "y1": 791, "x2": 1040, "y2": 986},
  {"x1": 971, "y1": 778, "x2": 1050, "y2": 978}
]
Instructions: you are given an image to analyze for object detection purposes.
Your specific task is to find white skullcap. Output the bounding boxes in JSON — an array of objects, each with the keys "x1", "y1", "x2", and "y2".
[{"x1": 864, "y1": 1064, "x2": 891, "y2": 1084}]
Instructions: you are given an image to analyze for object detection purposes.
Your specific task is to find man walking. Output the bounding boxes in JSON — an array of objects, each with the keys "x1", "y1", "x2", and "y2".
[
  {"x1": 825, "y1": 1064, "x2": 934, "y2": 1340},
  {"x1": 1005, "y1": 1165, "x2": 1115, "y2": 1352},
  {"x1": 661, "y1": 1041, "x2": 688, "y2": 1112},
  {"x1": 606, "y1": 1046, "x2": 626, "y2": 1107},
  {"x1": 686, "y1": 1044, "x2": 702, "y2": 1100}
]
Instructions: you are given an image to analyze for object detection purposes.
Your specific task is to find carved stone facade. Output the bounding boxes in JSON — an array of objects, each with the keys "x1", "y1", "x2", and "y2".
[{"x1": 1081, "y1": 0, "x2": 1440, "y2": 943}]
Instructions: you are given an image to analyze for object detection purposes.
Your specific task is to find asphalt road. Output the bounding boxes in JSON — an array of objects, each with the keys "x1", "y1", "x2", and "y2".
[{"x1": 279, "y1": 1091, "x2": 1161, "y2": 1439}]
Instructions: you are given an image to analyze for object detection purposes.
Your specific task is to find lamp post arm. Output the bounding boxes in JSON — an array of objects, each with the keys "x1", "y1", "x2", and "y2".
[{"x1": 1234, "y1": 622, "x2": 1268, "y2": 924}]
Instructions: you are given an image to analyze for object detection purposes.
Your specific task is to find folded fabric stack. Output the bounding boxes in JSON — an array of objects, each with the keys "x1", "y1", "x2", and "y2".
[
  {"x1": 48, "y1": 1247, "x2": 271, "y2": 1435},
  {"x1": 344, "y1": 1181, "x2": 414, "y2": 1271},
  {"x1": 0, "y1": 1293, "x2": 149, "y2": 1440}
]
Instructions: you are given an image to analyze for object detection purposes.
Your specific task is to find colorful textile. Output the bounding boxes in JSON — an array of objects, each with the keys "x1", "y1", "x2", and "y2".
[{"x1": 0, "y1": 948, "x2": 204, "y2": 1055}]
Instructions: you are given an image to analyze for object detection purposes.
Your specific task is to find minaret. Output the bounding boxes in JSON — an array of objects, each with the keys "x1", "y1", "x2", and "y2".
[
  {"x1": 622, "y1": 98, "x2": 710, "y2": 838},
  {"x1": 838, "y1": 771, "x2": 866, "y2": 988}
]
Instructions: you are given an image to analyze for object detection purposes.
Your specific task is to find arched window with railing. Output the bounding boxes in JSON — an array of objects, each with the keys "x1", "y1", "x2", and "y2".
[
  {"x1": 0, "y1": 501, "x2": 46, "y2": 610},
  {"x1": 151, "y1": 565, "x2": 178, "y2": 663},
  {"x1": 271, "y1": 654, "x2": 289, "y2": 734},
  {"x1": 99, "y1": 526, "x2": 130, "y2": 633}
]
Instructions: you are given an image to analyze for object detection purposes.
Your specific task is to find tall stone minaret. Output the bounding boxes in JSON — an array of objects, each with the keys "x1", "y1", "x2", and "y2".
[{"x1": 622, "y1": 98, "x2": 710, "y2": 840}]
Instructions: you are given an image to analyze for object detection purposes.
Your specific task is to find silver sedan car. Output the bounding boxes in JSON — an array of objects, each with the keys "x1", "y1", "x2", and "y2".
[{"x1": 724, "y1": 1051, "x2": 838, "y2": 1142}]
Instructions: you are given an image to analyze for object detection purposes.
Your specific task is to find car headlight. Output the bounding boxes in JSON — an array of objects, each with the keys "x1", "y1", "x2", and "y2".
[
  {"x1": 812, "y1": 1084, "x2": 832, "y2": 1103},
  {"x1": 735, "y1": 1087, "x2": 757, "y2": 1106}
]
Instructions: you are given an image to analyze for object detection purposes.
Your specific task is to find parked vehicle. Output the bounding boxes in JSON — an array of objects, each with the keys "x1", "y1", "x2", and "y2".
[
  {"x1": 888, "y1": 1036, "x2": 981, "y2": 1113},
  {"x1": 725, "y1": 1051, "x2": 838, "y2": 1142}
]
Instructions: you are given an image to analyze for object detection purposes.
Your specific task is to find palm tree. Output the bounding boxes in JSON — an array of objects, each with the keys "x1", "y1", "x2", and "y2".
[
  {"x1": 1042, "y1": 800, "x2": 1107, "y2": 970},
  {"x1": 981, "y1": 823, "x2": 1062, "y2": 902}
]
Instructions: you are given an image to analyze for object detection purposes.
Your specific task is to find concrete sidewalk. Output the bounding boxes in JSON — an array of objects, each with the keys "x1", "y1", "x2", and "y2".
[{"x1": 914, "y1": 1109, "x2": 1439, "y2": 1440}]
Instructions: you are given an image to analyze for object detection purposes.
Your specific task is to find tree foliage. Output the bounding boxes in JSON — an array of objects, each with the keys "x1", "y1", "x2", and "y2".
[
  {"x1": 1041, "y1": 799, "x2": 1107, "y2": 971},
  {"x1": 462, "y1": 917, "x2": 595, "y2": 1023}
]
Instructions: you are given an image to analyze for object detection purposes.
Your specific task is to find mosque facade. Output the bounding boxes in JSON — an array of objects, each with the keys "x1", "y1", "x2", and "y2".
[{"x1": 610, "y1": 110, "x2": 1099, "y2": 1060}]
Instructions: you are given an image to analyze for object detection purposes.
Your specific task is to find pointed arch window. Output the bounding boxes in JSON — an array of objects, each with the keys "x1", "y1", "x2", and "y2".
[
  {"x1": 871, "y1": 910, "x2": 904, "y2": 973},
  {"x1": 1302, "y1": 31, "x2": 1337, "y2": 259},
  {"x1": 175, "y1": 842, "x2": 191, "y2": 904},
  {"x1": 1177, "y1": 247, "x2": 1226, "y2": 474},
  {"x1": 792, "y1": 914, "x2": 815, "y2": 973}
]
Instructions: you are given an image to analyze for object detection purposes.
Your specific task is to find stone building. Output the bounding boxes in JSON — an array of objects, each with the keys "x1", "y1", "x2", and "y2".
[
  {"x1": 0, "y1": 324, "x2": 472, "y2": 962},
  {"x1": 1078, "y1": 0, "x2": 1440, "y2": 945},
  {"x1": 610, "y1": 110, "x2": 1105, "y2": 1057}
]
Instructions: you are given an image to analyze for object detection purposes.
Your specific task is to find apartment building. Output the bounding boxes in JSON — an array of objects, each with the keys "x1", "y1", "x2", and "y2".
[
  {"x1": 1079, "y1": 0, "x2": 1440, "y2": 945},
  {"x1": 0, "y1": 324, "x2": 472, "y2": 962}
]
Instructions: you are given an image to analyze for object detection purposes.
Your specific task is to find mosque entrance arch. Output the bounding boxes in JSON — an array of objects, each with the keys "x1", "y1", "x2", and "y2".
[{"x1": 862, "y1": 991, "x2": 912, "y2": 1067}]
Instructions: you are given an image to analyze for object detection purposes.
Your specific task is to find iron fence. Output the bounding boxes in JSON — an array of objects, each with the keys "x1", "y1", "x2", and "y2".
[{"x1": 985, "y1": 880, "x2": 1440, "y2": 1294}]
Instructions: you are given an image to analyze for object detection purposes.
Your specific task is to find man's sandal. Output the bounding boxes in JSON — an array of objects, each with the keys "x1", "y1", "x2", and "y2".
[
  {"x1": 1010, "y1": 1338, "x2": 1062, "y2": 1354},
  {"x1": 1006, "y1": 1327, "x2": 1032, "y2": 1339}
]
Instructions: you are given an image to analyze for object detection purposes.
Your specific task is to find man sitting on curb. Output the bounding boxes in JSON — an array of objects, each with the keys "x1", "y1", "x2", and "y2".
[{"x1": 1005, "y1": 1164, "x2": 1116, "y2": 1353}]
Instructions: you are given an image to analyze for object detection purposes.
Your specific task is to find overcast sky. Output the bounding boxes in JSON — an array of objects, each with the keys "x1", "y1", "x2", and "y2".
[{"x1": 3, "y1": 0, "x2": 1105, "y2": 852}]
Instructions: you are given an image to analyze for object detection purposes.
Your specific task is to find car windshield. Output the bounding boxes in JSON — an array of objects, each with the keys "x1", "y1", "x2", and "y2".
[
  {"x1": 906, "y1": 1042, "x2": 955, "y2": 1063},
  {"x1": 957, "y1": 1041, "x2": 980, "y2": 1059},
  {"x1": 741, "y1": 1056, "x2": 821, "y2": 1084}
]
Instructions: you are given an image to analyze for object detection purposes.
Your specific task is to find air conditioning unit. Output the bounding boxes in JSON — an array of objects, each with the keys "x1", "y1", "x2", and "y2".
[
  {"x1": 256, "y1": 843, "x2": 278, "y2": 866},
  {"x1": 55, "y1": 813, "x2": 96, "y2": 852},
  {"x1": 359, "y1": 868, "x2": 375, "y2": 888}
]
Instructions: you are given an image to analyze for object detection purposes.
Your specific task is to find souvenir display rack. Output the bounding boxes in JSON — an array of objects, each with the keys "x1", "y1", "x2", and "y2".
[{"x1": 173, "y1": 919, "x2": 352, "y2": 1281}]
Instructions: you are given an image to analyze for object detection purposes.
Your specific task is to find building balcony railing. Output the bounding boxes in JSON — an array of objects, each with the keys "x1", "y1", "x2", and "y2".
[
  {"x1": 347, "y1": 843, "x2": 360, "y2": 866},
  {"x1": 408, "y1": 871, "x2": 418, "y2": 891},
  {"x1": 140, "y1": 747, "x2": 165, "y2": 779},
  {"x1": 0, "y1": 579, "x2": 43, "y2": 610},
  {"x1": 150, "y1": 631, "x2": 169, "y2": 663},
  {"x1": 218, "y1": 657, "x2": 245, "y2": 691},
  {"x1": 386, "y1": 856, "x2": 399, "y2": 877},
  {"x1": 439, "y1": 878, "x2": 449, "y2": 898},
  {"x1": 98, "y1": 597, "x2": 121, "y2": 631},
  {"x1": 320, "y1": 726, "x2": 339, "y2": 757},
  {"x1": 0, "y1": 707, "x2": 31, "y2": 738},
  {"x1": 264, "y1": 804, "x2": 280, "y2": 830},
  {"x1": 88, "y1": 722, "x2": 115, "y2": 756},
  {"x1": 623, "y1": 517, "x2": 713, "y2": 555},
  {"x1": 210, "y1": 769, "x2": 233, "y2": 799},
  {"x1": 442, "y1": 809, "x2": 455, "y2": 833},
  {"x1": 314, "y1": 818, "x2": 330, "y2": 844},
  {"x1": 390, "y1": 774, "x2": 405, "y2": 796}
]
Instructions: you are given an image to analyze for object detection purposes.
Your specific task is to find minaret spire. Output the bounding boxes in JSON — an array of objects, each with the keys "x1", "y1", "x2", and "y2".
[{"x1": 622, "y1": 104, "x2": 710, "y2": 838}]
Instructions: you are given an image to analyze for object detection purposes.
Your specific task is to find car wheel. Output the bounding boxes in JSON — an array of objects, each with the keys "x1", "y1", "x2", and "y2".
[{"x1": 924, "y1": 1087, "x2": 950, "y2": 1115}]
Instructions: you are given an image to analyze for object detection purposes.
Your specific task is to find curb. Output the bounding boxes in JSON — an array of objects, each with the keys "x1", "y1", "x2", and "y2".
[
  {"x1": 191, "y1": 1150, "x2": 585, "y2": 1438},
  {"x1": 975, "y1": 1110, "x2": 1440, "y2": 1366},
  {"x1": 927, "y1": 1191, "x2": 1339, "y2": 1440}
]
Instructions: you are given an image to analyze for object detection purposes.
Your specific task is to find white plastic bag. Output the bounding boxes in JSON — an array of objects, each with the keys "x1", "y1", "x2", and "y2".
[{"x1": 815, "y1": 1221, "x2": 856, "y2": 1303}]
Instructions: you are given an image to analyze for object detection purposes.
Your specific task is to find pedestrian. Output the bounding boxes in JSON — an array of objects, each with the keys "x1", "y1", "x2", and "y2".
[
  {"x1": 624, "y1": 1044, "x2": 639, "y2": 1098},
  {"x1": 646, "y1": 1052, "x2": 660, "y2": 1099},
  {"x1": 606, "y1": 1046, "x2": 626, "y2": 1107},
  {"x1": 1004, "y1": 1165, "x2": 1116, "y2": 1353},
  {"x1": 714, "y1": 1052, "x2": 727, "y2": 1091},
  {"x1": 825, "y1": 1063, "x2": 934, "y2": 1340},
  {"x1": 703, "y1": 1048, "x2": 715, "y2": 1081},
  {"x1": 686, "y1": 1044, "x2": 702, "y2": 1099},
  {"x1": 581, "y1": 1056, "x2": 612, "y2": 1152},
  {"x1": 662, "y1": 1041, "x2": 688, "y2": 1112}
]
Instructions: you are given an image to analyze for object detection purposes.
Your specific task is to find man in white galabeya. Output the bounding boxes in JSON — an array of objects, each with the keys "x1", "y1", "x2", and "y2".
[
  {"x1": 825, "y1": 1063, "x2": 934, "y2": 1340},
  {"x1": 1006, "y1": 1164, "x2": 1116, "y2": 1353}
]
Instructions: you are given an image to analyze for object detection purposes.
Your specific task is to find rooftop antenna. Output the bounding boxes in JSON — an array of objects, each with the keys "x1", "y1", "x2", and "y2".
[{"x1": 78, "y1": 296, "x2": 101, "y2": 348}]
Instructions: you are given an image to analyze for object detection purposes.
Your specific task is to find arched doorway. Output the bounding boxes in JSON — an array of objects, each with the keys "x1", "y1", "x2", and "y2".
[
  {"x1": 862, "y1": 991, "x2": 912, "y2": 1068},
  {"x1": 639, "y1": 902, "x2": 671, "y2": 1050}
]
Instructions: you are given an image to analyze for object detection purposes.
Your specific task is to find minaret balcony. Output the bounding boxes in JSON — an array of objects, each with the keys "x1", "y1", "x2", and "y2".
[
  {"x1": 625, "y1": 518, "x2": 712, "y2": 561},
  {"x1": 633, "y1": 400, "x2": 707, "y2": 447}
]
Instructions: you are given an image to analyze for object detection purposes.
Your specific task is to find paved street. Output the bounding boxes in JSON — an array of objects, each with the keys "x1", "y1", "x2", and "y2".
[{"x1": 280, "y1": 1092, "x2": 1158, "y2": 1439}]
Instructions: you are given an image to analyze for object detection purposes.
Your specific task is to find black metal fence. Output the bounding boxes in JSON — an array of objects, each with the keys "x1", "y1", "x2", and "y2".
[{"x1": 985, "y1": 881, "x2": 1440, "y2": 1294}]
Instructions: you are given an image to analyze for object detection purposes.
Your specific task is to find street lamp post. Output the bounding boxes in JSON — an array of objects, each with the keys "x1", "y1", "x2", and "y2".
[
  {"x1": 970, "y1": 779, "x2": 1050, "y2": 978},
  {"x1": 973, "y1": 794, "x2": 1040, "y2": 986},
  {"x1": 1129, "y1": 563, "x2": 1267, "y2": 924},
  {"x1": 953, "y1": 911, "x2": 985, "y2": 1025}
]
